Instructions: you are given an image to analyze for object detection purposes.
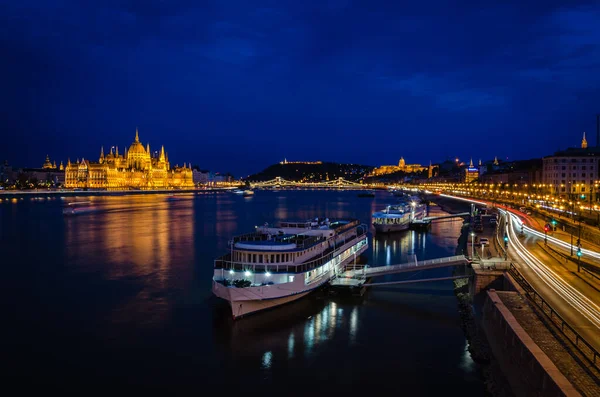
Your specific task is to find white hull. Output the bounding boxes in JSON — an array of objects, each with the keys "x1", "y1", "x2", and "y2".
[
  {"x1": 217, "y1": 285, "x2": 314, "y2": 319},
  {"x1": 373, "y1": 222, "x2": 410, "y2": 233}
]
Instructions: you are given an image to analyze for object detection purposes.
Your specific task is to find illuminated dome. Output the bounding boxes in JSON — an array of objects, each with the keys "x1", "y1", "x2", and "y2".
[
  {"x1": 126, "y1": 128, "x2": 151, "y2": 170},
  {"x1": 128, "y1": 128, "x2": 146, "y2": 155}
]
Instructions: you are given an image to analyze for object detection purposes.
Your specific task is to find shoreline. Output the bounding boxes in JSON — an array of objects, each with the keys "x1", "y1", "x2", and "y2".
[
  {"x1": 431, "y1": 194, "x2": 513, "y2": 396},
  {"x1": 0, "y1": 187, "x2": 235, "y2": 199}
]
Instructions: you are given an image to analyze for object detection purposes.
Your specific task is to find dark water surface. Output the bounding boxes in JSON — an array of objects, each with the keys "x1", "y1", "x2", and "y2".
[{"x1": 1, "y1": 190, "x2": 484, "y2": 394}]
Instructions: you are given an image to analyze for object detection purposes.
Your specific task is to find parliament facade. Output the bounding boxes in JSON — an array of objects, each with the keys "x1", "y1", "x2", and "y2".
[{"x1": 65, "y1": 129, "x2": 194, "y2": 189}]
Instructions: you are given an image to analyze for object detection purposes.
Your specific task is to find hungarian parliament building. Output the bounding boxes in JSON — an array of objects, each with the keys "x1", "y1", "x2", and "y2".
[{"x1": 64, "y1": 129, "x2": 194, "y2": 189}]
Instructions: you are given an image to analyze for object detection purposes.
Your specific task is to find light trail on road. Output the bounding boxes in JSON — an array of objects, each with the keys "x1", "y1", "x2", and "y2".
[
  {"x1": 500, "y1": 208, "x2": 600, "y2": 328},
  {"x1": 442, "y1": 193, "x2": 600, "y2": 259},
  {"x1": 511, "y1": 215, "x2": 600, "y2": 261},
  {"x1": 435, "y1": 193, "x2": 600, "y2": 330}
]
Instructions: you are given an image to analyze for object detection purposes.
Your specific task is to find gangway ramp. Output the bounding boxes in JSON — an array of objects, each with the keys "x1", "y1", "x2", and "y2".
[
  {"x1": 345, "y1": 255, "x2": 469, "y2": 278},
  {"x1": 422, "y1": 212, "x2": 470, "y2": 222}
]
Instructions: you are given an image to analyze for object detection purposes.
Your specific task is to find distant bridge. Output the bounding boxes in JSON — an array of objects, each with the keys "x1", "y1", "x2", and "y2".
[{"x1": 249, "y1": 176, "x2": 375, "y2": 189}]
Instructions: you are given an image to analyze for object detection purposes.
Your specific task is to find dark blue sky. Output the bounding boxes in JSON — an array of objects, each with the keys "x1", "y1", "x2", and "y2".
[{"x1": 1, "y1": 0, "x2": 599, "y2": 176}]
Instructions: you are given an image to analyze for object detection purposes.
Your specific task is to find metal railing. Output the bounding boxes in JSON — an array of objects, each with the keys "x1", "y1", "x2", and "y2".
[
  {"x1": 582, "y1": 267, "x2": 600, "y2": 282},
  {"x1": 348, "y1": 255, "x2": 468, "y2": 277},
  {"x1": 507, "y1": 263, "x2": 600, "y2": 370}
]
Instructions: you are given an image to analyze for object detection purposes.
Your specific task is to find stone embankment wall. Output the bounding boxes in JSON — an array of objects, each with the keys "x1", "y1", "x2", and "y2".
[
  {"x1": 470, "y1": 270, "x2": 522, "y2": 300},
  {"x1": 482, "y1": 290, "x2": 581, "y2": 397}
]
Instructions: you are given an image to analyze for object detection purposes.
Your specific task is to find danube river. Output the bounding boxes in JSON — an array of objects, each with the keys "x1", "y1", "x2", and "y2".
[{"x1": 1, "y1": 190, "x2": 485, "y2": 394}]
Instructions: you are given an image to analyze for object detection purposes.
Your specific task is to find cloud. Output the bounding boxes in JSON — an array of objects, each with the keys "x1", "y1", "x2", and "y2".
[
  {"x1": 516, "y1": 5, "x2": 600, "y2": 87},
  {"x1": 376, "y1": 73, "x2": 505, "y2": 111}
]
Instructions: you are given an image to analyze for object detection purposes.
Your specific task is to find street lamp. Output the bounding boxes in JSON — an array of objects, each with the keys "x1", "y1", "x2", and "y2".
[{"x1": 471, "y1": 232, "x2": 475, "y2": 260}]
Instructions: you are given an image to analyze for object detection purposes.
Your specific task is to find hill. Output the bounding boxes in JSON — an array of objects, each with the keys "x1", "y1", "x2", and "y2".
[{"x1": 245, "y1": 162, "x2": 375, "y2": 182}]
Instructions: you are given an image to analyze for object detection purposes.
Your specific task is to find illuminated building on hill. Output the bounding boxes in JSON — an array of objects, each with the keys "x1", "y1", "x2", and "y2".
[{"x1": 370, "y1": 157, "x2": 426, "y2": 176}]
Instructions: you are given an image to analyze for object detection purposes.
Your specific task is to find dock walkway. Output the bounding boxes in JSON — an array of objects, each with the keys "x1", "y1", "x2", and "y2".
[{"x1": 330, "y1": 255, "x2": 469, "y2": 289}]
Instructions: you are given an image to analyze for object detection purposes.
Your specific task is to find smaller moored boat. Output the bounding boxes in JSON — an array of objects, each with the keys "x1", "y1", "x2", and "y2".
[
  {"x1": 372, "y1": 196, "x2": 427, "y2": 233},
  {"x1": 242, "y1": 190, "x2": 254, "y2": 197},
  {"x1": 62, "y1": 201, "x2": 94, "y2": 216}
]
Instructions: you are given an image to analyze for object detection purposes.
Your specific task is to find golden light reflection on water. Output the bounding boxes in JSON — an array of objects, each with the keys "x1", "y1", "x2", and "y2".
[
  {"x1": 210, "y1": 195, "x2": 238, "y2": 250},
  {"x1": 65, "y1": 195, "x2": 194, "y2": 278},
  {"x1": 63, "y1": 195, "x2": 195, "y2": 327}
]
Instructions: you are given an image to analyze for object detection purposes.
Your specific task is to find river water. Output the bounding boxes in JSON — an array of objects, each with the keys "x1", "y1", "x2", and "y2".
[{"x1": 1, "y1": 190, "x2": 485, "y2": 394}]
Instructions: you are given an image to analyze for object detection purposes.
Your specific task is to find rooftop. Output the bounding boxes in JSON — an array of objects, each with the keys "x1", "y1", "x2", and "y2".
[{"x1": 547, "y1": 146, "x2": 600, "y2": 158}]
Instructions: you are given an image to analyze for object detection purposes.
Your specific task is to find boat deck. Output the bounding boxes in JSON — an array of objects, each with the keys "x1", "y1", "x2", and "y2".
[{"x1": 330, "y1": 277, "x2": 365, "y2": 287}]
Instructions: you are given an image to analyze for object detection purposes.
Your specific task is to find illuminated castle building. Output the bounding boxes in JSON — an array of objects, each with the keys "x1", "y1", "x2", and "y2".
[
  {"x1": 64, "y1": 129, "x2": 194, "y2": 189},
  {"x1": 370, "y1": 157, "x2": 427, "y2": 176}
]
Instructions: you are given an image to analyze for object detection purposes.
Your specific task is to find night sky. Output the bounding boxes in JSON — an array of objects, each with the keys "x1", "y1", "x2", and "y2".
[{"x1": 1, "y1": 1, "x2": 599, "y2": 176}]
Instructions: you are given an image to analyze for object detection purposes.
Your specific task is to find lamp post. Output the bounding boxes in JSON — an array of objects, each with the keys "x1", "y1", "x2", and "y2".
[
  {"x1": 471, "y1": 232, "x2": 475, "y2": 260},
  {"x1": 576, "y1": 215, "x2": 582, "y2": 272},
  {"x1": 570, "y1": 230, "x2": 573, "y2": 256}
]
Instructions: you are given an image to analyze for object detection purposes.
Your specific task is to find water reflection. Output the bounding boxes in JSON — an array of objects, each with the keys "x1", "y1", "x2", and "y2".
[
  {"x1": 3, "y1": 189, "x2": 483, "y2": 393},
  {"x1": 220, "y1": 294, "x2": 354, "y2": 361},
  {"x1": 63, "y1": 195, "x2": 195, "y2": 327},
  {"x1": 261, "y1": 351, "x2": 272, "y2": 369},
  {"x1": 287, "y1": 333, "x2": 295, "y2": 359},
  {"x1": 349, "y1": 307, "x2": 358, "y2": 345},
  {"x1": 372, "y1": 229, "x2": 427, "y2": 266}
]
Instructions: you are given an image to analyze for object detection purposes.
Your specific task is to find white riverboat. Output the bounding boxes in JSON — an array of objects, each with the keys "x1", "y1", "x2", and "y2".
[
  {"x1": 212, "y1": 218, "x2": 368, "y2": 319},
  {"x1": 372, "y1": 196, "x2": 427, "y2": 233}
]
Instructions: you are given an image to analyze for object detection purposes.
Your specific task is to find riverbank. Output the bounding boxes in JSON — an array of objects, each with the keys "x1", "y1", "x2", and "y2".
[
  {"x1": 439, "y1": 197, "x2": 513, "y2": 396},
  {"x1": 0, "y1": 187, "x2": 236, "y2": 199},
  {"x1": 427, "y1": 194, "x2": 471, "y2": 215}
]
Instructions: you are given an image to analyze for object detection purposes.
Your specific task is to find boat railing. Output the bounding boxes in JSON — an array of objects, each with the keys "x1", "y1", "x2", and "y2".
[
  {"x1": 215, "y1": 231, "x2": 367, "y2": 274},
  {"x1": 230, "y1": 232, "x2": 325, "y2": 249},
  {"x1": 231, "y1": 232, "x2": 266, "y2": 244}
]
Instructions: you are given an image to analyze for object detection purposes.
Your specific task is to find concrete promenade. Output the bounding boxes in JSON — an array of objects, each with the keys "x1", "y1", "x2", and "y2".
[{"x1": 483, "y1": 289, "x2": 600, "y2": 396}]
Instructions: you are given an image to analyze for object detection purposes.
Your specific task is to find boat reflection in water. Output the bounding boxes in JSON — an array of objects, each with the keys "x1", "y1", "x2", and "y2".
[{"x1": 213, "y1": 289, "x2": 362, "y2": 361}]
